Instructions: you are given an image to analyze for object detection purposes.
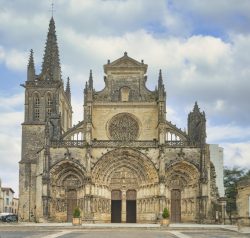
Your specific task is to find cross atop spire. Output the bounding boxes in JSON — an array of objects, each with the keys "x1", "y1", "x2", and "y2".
[
  {"x1": 50, "y1": 1, "x2": 55, "y2": 17},
  {"x1": 41, "y1": 17, "x2": 61, "y2": 81}
]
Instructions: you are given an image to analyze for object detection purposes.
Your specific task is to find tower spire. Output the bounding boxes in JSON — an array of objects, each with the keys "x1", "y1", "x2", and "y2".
[
  {"x1": 41, "y1": 17, "x2": 61, "y2": 81},
  {"x1": 65, "y1": 77, "x2": 71, "y2": 104},
  {"x1": 27, "y1": 49, "x2": 35, "y2": 81}
]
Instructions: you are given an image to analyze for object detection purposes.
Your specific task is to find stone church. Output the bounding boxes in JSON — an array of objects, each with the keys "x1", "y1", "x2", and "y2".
[{"x1": 19, "y1": 17, "x2": 225, "y2": 223}]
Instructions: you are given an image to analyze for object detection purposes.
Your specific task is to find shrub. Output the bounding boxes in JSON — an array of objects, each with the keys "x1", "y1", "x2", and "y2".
[
  {"x1": 73, "y1": 207, "x2": 81, "y2": 218},
  {"x1": 162, "y1": 208, "x2": 169, "y2": 219}
]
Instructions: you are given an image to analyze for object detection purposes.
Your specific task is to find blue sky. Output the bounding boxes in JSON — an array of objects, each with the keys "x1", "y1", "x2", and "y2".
[{"x1": 0, "y1": 0, "x2": 250, "y2": 194}]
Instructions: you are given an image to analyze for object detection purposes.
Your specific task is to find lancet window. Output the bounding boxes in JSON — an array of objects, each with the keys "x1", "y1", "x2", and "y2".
[{"x1": 33, "y1": 93, "x2": 40, "y2": 121}]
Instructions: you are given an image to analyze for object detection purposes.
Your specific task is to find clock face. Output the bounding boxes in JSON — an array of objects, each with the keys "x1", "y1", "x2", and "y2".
[{"x1": 108, "y1": 113, "x2": 139, "y2": 141}]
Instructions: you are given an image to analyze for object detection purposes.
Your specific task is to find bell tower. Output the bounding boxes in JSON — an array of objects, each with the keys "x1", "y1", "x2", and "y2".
[{"x1": 19, "y1": 17, "x2": 72, "y2": 221}]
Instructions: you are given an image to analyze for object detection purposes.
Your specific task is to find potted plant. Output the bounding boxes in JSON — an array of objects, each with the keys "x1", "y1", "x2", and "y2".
[
  {"x1": 72, "y1": 207, "x2": 82, "y2": 225},
  {"x1": 161, "y1": 207, "x2": 170, "y2": 226}
]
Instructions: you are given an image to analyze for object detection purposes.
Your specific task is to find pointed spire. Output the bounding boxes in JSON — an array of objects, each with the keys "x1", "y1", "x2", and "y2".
[
  {"x1": 158, "y1": 69, "x2": 165, "y2": 101},
  {"x1": 27, "y1": 49, "x2": 35, "y2": 81},
  {"x1": 65, "y1": 77, "x2": 71, "y2": 103},
  {"x1": 158, "y1": 69, "x2": 163, "y2": 87},
  {"x1": 88, "y1": 70, "x2": 93, "y2": 89},
  {"x1": 41, "y1": 17, "x2": 61, "y2": 81},
  {"x1": 193, "y1": 101, "x2": 200, "y2": 112}
]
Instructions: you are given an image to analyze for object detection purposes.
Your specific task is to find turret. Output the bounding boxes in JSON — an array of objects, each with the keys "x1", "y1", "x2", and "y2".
[{"x1": 188, "y1": 101, "x2": 206, "y2": 145}]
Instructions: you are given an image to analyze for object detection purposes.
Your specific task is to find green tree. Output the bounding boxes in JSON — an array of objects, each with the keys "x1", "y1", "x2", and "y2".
[
  {"x1": 73, "y1": 207, "x2": 81, "y2": 218},
  {"x1": 224, "y1": 167, "x2": 250, "y2": 219},
  {"x1": 162, "y1": 208, "x2": 169, "y2": 219}
]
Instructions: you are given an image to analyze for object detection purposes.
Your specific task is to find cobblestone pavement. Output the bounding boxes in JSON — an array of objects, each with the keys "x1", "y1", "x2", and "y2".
[{"x1": 0, "y1": 226, "x2": 250, "y2": 238}]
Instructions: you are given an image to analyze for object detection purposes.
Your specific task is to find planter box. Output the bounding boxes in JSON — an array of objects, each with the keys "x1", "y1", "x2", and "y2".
[
  {"x1": 161, "y1": 219, "x2": 170, "y2": 226},
  {"x1": 72, "y1": 217, "x2": 82, "y2": 225}
]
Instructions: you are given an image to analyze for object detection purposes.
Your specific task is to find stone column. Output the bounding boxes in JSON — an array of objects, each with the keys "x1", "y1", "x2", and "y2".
[
  {"x1": 121, "y1": 190, "x2": 126, "y2": 223},
  {"x1": 219, "y1": 197, "x2": 227, "y2": 224}
]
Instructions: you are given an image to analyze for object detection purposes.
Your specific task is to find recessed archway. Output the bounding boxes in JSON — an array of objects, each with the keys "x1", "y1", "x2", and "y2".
[
  {"x1": 92, "y1": 148, "x2": 158, "y2": 223},
  {"x1": 49, "y1": 160, "x2": 86, "y2": 222},
  {"x1": 165, "y1": 161, "x2": 200, "y2": 223}
]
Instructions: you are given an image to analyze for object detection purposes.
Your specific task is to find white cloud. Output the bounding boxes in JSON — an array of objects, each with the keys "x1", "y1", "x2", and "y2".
[
  {"x1": 0, "y1": 46, "x2": 28, "y2": 72},
  {"x1": 0, "y1": 93, "x2": 23, "y2": 110},
  {"x1": 223, "y1": 142, "x2": 250, "y2": 168},
  {"x1": 207, "y1": 123, "x2": 250, "y2": 143},
  {"x1": 0, "y1": 0, "x2": 250, "y2": 190}
]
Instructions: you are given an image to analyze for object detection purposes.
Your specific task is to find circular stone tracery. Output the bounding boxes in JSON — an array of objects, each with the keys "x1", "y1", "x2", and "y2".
[{"x1": 108, "y1": 113, "x2": 139, "y2": 141}]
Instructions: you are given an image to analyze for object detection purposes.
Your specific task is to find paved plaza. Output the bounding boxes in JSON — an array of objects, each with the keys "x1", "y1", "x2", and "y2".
[{"x1": 0, "y1": 224, "x2": 250, "y2": 238}]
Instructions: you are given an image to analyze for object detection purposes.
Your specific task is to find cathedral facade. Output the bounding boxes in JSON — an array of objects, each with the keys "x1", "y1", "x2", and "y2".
[{"x1": 19, "y1": 18, "x2": 225, "y2": 223}]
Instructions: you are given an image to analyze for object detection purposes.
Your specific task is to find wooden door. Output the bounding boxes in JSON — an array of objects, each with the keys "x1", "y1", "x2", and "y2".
[
  {"x1": 126, "y1": 200, "x2": 136, "y2": 223},
  {"x1": 111, "y1": 190, "x2": 122, "y2": 223},
  {"x1": 171, "y1": 189, "x2": 181, "y2": 223},
  {"x1": 126, "y1": 190, "x2": 136, "y2": 223},
  {"x1": 67, "y1": 189, "x2": 77, "y2": 222}
]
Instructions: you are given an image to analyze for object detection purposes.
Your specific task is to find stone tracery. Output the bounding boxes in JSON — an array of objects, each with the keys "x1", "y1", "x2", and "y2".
[{"x1": 108, "y1": 113, "x2": 139, "y2": 141}]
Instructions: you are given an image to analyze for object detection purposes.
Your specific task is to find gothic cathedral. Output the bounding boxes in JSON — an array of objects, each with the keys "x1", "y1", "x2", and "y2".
[{"x1": 19, "y1": 17, "x2": 225, "y2": 223}]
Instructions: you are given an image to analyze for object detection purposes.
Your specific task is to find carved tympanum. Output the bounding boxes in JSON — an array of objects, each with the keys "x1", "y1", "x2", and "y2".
[{"x1": 108, "y1": 113, "x2": 139, "y2": 141}]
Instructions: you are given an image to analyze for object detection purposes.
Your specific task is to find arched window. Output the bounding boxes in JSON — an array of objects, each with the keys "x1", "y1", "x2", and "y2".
[
  {"x1": 47, "y1": 94, "x2": 52, "y2": 106},
  {"x1": 33, "y1": 94, "x2": 40, "y2": 121},
  {"x1": 46, "y1": 93, "x2": 52, "y2": 117}
]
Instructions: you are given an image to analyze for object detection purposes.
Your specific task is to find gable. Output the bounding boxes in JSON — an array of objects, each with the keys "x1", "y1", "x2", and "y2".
[{"x1": 104, "y1": 52, "x2": 148, "y2": 74}]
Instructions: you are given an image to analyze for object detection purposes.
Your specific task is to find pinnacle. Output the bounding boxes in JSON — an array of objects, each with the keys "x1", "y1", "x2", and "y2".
[
  {"x1": 27, "y1": 49, "x2": 35, "y2": 81},
  {"x1": 28, "y1": 49, "x2": 35, "y2": 68},
  {"x1": 193, "y1": 101, "x2": 200, "y2": 112},
  {"x1": 158, "y1": 69, "x2": 163, "y2": 87},
  {"x1": 65, "y1": 77, "x2": 71, "y2": 103},
  {"x1": 89, "y1": 70, "x2": 93, "y2": 89},
  {"x1": 66, "y1": 77, "x2": 71, "y2": 92}
]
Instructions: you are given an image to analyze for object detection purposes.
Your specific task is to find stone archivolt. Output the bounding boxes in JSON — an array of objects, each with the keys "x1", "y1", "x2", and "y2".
[
  {"x1": 165, "y1": 161, "x2": 199, "y2": 189},
  {"x1": 50, "y1": 160, "x2": 86, "y2": 187},
  {"x1": 92, "y1": 148, "x2": 159, "y2": 187}
]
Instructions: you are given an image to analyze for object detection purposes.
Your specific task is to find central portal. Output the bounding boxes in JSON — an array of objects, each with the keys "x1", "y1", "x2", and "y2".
[{"x1": 111, "y1": 190, "x2": 137, "y2": 223}]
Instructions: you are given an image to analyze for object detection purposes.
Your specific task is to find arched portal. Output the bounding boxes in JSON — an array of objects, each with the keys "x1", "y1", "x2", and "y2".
[
  {"x1": 92, "y1": 149, "x2": 158, "y2": 223},
  {"x1": 165, "y1": 161, "x2": 199, "y2": 223},
  {"x1": 50, "y1": 160, "x2": 86, "y2": 222}
]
